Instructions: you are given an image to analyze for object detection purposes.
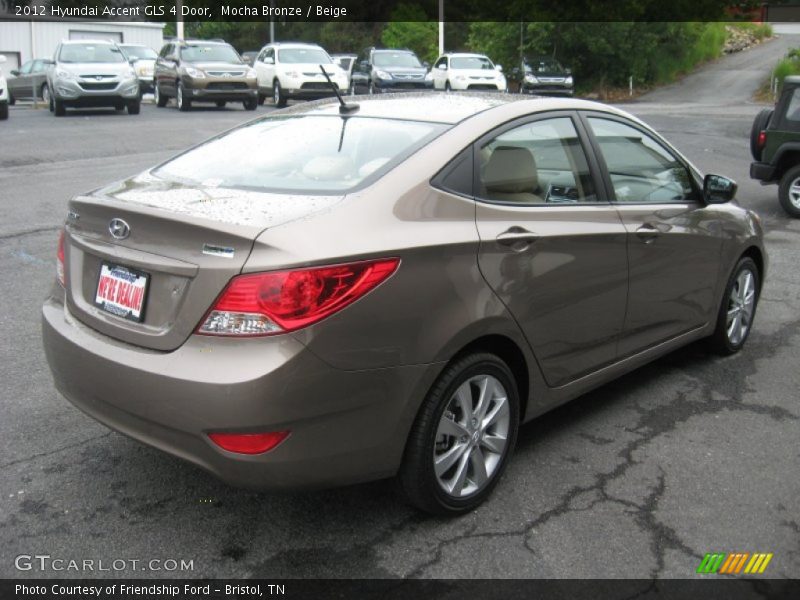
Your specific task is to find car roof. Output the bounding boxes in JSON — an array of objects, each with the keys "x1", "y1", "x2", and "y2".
[
  {"x1": 445, "y1": 53, "x2": 489, "y2": 58},
  {"x1": 61, "y1": 39, "x2": 116, "y2": 45},
  {"x1": 270, "y1": 42, "x2": 323, "y2": 49},
  {"x1": 273, "y1": 92, "x2": 637, "y2": 126}
]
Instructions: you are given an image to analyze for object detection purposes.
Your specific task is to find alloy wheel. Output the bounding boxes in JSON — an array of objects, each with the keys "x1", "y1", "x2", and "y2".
[
  {"x1": 788, "y1": 177, "x2": 800, "y2": 209},
  {"x1": 726, "y1": 268, "x2": 756, "y2": 346},
  {"x1": 433, "y1": 374, "x2": 510, "y2": 498}
]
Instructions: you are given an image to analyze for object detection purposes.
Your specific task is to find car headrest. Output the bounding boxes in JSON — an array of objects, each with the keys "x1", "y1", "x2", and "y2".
[{"x1": 483, "y1": 146, "x2": 538, "y2": 194}]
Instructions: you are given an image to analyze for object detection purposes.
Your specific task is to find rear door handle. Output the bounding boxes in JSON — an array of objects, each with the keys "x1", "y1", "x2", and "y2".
[
  {"x1": 635, "y1": 223, "x2": 659, "y2": 243},
  {"x1": 496, "y1": 227, "x2": 539, "y2": 250}
]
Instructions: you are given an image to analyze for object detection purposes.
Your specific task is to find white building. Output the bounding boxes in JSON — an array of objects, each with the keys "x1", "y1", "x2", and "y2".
[{"x1": 0, "y1": 20, "x2": 165, "y2": 72}]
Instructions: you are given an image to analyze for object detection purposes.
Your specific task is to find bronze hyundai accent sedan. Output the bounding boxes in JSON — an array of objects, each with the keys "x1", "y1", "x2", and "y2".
[{"x1": 42, "y1": 93, "x2": 766, "y2": 515}]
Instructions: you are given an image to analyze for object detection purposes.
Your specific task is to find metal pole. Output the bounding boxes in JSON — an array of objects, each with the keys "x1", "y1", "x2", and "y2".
[
  {"x1": 270, "y1": 0, "x2": 275, "y2": 43},
  {"x1": 176, "y1": 0, "x2": 184, "y2": 40},
  {"x1": 30, "y1": 20, "x2": 37, "y2": 108},
  {"x1": 438, "y1": 0, "x2": 444, "y2": 56}
]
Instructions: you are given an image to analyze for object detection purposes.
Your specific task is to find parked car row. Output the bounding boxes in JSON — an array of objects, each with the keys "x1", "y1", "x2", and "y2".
[{"x1": 3, "y1": 37, "x2": 577, "y2": 119}]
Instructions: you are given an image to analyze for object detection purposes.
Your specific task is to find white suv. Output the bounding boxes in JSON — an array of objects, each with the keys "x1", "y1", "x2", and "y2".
[
  {"x1": 431, "y1": 53, "x2": 506, "y2": 92},
  {"x1": 0, "y1": 55, "x2": 9, "y2": 120},
  {"x1": 253, "y1": 42, "x2": 348, "y2": 107}
]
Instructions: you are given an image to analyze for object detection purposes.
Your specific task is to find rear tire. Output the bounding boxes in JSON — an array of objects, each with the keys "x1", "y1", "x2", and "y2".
[
  {"x1": 127, "y1": 101, "x2": 140, "y2": 115},
  {"x1": 445, "y1": 80, "x2": 452, "y2": 92},
  {"x1": 398, "y1": 352, "x2": 519, "y2": 515},
  {"x1": 750, "y1": 108, "x2": 773, "y2": 161},
  {"x1": 0, "y1": 101, "x2": 8, "y2": 120},
  {"x1": 708, "y1": 257, "x2": 760, "y2": 355},
  {"x1": 54, "y1": 97, "x2": 66, "y2": 117},
  {"x1": 257, "y1": 93, "x2": 266, "y2": 106},
  {"x1": 216, "y1": 100, "x2": 226, "y2": 108},
  {"x1": 41, "y1": 84, "x2": 50, "y2": 104},
  {"x1": 154, "y1": 83, "x2": 167, "y2": 107},
  {"x1": 778, "y1": 164, "x2": 800, "y2": 218}
]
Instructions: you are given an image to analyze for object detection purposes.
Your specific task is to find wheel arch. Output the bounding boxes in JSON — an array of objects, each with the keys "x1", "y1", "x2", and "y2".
[
  {"x1": 740, "y1": 245, "x2": 765, "y2": 289},
  {"x1": 772, "y1": 145, "x2": 800, "y2": 179}
]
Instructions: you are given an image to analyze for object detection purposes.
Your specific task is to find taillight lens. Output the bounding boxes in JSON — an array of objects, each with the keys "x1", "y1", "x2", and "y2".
[
  {"x1": 197, "y1": 258, "x2": 400, "y2": 336},
  {"x1": 758, "y1": 130, "x2": 767, "y2": 148},
  {"x1": 56, "y1": 229, "x2": 66, "y2": 288},
  {"x1": 208, "y1": 431, "x2": 290, "y2": 454}
]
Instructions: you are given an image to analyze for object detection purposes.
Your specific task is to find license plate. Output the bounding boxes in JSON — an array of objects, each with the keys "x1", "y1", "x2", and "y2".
[{"x1": 94, "y1": 263, "x2": 149, "y2": 322}]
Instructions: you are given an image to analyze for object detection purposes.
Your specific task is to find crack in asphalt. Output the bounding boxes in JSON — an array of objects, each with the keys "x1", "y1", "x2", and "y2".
[
  {"x1": 0, "y1": 226, "x2": 61, "y2": 242},
  {"x1": 0, "y1": 431, "x2": 112, "y2": 471}
]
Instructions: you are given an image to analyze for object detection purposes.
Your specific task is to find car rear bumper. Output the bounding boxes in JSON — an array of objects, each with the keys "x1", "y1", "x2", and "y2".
[
  {"x1": 750, "y1": 161, "x2": 776, "y2": 182},
  {"x1": 42, "y1": 297, "x2": 439, "y2": 490}
]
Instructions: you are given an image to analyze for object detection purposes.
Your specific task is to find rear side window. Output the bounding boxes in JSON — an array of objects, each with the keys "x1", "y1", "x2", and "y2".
[
  {"x1": 786, "y1": 88, "x2": 800, "y2": 122},
  {"x1": 477, "y1": 117, "x2": 597, "y2": 204},
  {"x1": 155, "y1": 116, "x2": 447, "y2": 193}
]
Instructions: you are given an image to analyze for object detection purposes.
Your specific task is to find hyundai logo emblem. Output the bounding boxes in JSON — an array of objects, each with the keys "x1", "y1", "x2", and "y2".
[{"x1": 108, "y1": 218, "x2": 131, "y2": 240}]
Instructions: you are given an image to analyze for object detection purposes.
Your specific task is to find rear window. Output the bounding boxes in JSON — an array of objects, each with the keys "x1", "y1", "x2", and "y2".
[{"x1": 154, "y1": 115, "x2": 447, "y2": 193}]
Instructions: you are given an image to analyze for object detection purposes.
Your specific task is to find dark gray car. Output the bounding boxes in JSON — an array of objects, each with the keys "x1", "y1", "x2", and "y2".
[
  {"x1": 42, "y1": 94, "x2": 765, "y2": 515},
  {"x1": 7, "y1": 58, "x2": 52, "y2": 104}
]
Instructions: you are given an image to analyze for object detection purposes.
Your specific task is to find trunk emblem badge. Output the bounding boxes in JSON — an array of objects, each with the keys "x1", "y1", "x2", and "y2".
[{"x1": 108, "y1": 218, "x2": 131, "y2": 240}]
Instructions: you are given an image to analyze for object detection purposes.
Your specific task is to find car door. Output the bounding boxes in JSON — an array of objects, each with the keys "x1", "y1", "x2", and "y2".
[
  {"x1": 9, "y1": 60, "x2": 33, "y2": 99},
  {"x1": 255, "y1": 47, "x2": 275, "y2": 93},
  {"x1": 582, "y1": 114, "x2": 724, "y2": 357},
  {"x1": 433, "y1": 56, "x2": 448, "y2": 90},
  {"x1": 474, "y1": 113, "x2": 629, "y2": 388},
  {"x1": 156, "y1": 44, "x2": 177, "y2": 96}
]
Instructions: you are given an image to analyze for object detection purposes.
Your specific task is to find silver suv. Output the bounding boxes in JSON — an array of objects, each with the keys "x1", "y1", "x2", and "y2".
[{"x1": 47, "y1": 40, "x2": 141, "y2": 116}]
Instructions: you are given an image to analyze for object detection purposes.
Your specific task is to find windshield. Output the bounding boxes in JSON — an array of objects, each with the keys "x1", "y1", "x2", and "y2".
[
  {"x1": 181, "y1": 44, "x2": 242, "y2": 63},
  {"x1": 58, "y1": 44, "x2": 125, "y2": 64},
  {"x1": 278, "y1": 48, "x2": 332, "y2": 64},
  {"x1": 450, "y1": 56, "x2": 494, "y2": 70},
  {"x1": 525, "y1": 58, "x2": 565, "y2": 74},
  {"x1": 373, "y1": 52, "x2": 422, "y2": 68},
  {"x1": 154, "y1": 116, "x2": 447, "y2": 193},
  {"x1": 121, "y1": 46, "x2": 157, "y2": 60}
]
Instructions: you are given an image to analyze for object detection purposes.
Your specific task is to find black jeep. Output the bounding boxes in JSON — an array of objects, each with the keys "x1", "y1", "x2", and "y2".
[{"x1": 750, "y1": 75, "x2": 800, "y2": 217}]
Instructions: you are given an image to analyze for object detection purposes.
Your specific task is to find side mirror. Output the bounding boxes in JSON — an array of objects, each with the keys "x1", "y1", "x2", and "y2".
[
  {"x1": 263, "y1": 56, "x2": 274, "y2": 65},
  {"x1": 128, "y1": 57, "x2": 139, "y2": 64},
  {"x1": 10, "y1": 69, "x2": 19, "y2": 76},
  {"x1": 495, "y1": 64, "x2": 503, "y2": 72},
  {"x1": 437, "y1": 64, "x2": 447, "y2": 70},
  {"x1": 422, "y1": 61, "x2": 430, "y2": 69},
  {"x1": 704, "y1": 174, "x2": 737, "y2": 204}
]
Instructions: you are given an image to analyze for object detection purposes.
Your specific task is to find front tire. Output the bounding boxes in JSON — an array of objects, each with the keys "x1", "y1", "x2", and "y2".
[
  {"x1": 0, "y1": 101, "x2": 8, "y2": 120},
  {"x1": 54, "y1": 97, "x2": 66, "y2": 117},
  {"x1": 8, "y1": 93, "x2": 15, "y2": 106},
  {"x1": 708, "y1": 256, "x2": 760, "y2": 355},
  {"x1": 243, "y1": 97, "x2": 257, "y2": 111},
  {"x1": 398, "y1": 353, "x2": 520, "y2": 515},
  {"x1": 778, "y1": 164, "x2": 800, "y2": 218},
  {"x1": 273, "y1": 79, "x2": 287, "y2": 107},
  {"x1": 127, "y1": 100, "x2": 140, "y2": 115},
  {"x1": 216, "y1": 100, "x2": 226, "y2": 108},
  {"x1": 154, "y1": 83, "x2": 167, "y2": 107},
  {"x1": 177, "y1": 82, "x2": 191, "y2": 112},
  {"x1": 445, "y1": 80, "x2": 452, "y2": 92}
]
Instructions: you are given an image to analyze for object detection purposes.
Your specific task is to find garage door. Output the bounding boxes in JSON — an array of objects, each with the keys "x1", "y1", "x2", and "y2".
[
  {"x1": 0, "y1": 52, "x2": 21, "y2": 74},
  {"x1": 69, "y1": 30, "x2": 123, "y2": 43}
]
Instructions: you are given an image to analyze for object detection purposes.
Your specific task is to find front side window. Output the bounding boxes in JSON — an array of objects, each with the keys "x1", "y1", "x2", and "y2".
[
  {"x1": 58, "y1": 44, "x2": 125, "y2": 64},
  {"x1": 277, "y1": 48, "x2": 331, "y2": 64},
  {"x1": 587, "y1": 117, "x2": 695, "y2": 203},
  {"x1": 181, "y1": 44, "x2": 242, "y2": 64},
  {"x1": 154, "y1": 116, "x2": 447, "y2": 193},
  {"x1": 478, "y1": 117, "x2": 597, "y2": 204},
  {"x1": 451, "y1": 56, "x2": 494, "y2": 70},
  {"x1": 435, "y1": 57, "x2": 447, "y2": 69}
]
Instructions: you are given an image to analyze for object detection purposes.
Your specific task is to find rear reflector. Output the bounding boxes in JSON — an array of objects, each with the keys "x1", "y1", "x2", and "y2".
[
  {"x1": 758, "y1": 130, "x2": 767, "y2": 148},
  {"x1": 197, "y1": 258, "x2": 400, "y2": 336},
  {"x1": 208, "y1": 431, "x2": 290, "y2": 455},
  {"x1": 56, "y1": 229, "x2": 66, "y2": 288}
]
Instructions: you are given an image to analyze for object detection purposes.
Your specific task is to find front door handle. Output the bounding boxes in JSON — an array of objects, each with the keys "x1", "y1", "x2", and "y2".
[
  {"x1": 496, "y1": 227, "x2": 539, "y2": 251},
  {"x1": 635, "y1": 223, "x2": 659, "y2": 243}
]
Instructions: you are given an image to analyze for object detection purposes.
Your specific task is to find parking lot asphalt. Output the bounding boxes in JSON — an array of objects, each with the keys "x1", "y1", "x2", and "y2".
[{"x1": 1, "y1": 38, "x2": 799, "y2": 580}]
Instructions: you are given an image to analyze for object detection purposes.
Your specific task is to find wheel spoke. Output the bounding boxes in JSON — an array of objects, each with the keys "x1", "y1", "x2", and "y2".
[
  {"x1": 453, "y1": 381, "x2": 474, "y2": 421},
  {"x1": 434, "y1": 442, "x2": 468, "y2": 477},
  {"x1": 474, "y1": 376, "x2": 492, "y2": 423},
  {"x1": 436, "y1": 415, "x2": 470, "y2": 439},
  {"x1": 480, "y1": 433, "x2": 506, "y2": 455},
  {"x1": 469, "y1": 448, "x2": 489, "y2": 488},
  {"x1": 448, "y1": 451, "x2": 471, "y2": 495},
  {"x1": 482, "y1": 395, "x2": 508, "y2": 431}
]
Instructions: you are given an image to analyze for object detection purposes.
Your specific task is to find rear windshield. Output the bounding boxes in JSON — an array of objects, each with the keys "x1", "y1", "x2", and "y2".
[
  {"x1": 278, "y1": 48, "x2": 332, "y2": 64},
  {"x1": 121, "y1": 46, "x2": 157, "y2": 60},
  {"x1": 182, "y1": 44, "x2": 241, "y2": 63},
  {"x1": 154, "y1": 115, "x2": 447, "y2": 193},
  {"x1": 59, "y1": 44, "x2": 125, "y2": 64},
  {"x1": 373, "y1": 52, "x2": 422, "y2": 68},
  {"x1": 451, "y1": 56, "x2": 494, "y2": 70}
]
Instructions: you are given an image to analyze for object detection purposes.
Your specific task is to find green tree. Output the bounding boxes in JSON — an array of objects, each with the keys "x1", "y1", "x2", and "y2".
[{"x1": 381, "y1": 3, "x2": 438, "y2": 63}]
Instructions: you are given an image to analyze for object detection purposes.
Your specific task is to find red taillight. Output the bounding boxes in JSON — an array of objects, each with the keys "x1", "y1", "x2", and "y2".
[
  {"x1": 208, "y1": 431, "x2": 290, "y2": 455},
  {"x1": 197, "y1": 258, "x2": 400, "y2": 336},
  {"x1": 56, "y1": 229, "x2": 66, "y2": 288},
  {"x1": 758, "y1": 130, "x2": 767, "y2": 149}
]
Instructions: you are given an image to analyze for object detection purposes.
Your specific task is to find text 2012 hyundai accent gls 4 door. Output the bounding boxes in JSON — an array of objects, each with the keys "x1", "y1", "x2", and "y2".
[{"x1": 42, "y1": 94, "x2": 766, "y2": 515}]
